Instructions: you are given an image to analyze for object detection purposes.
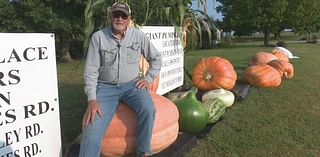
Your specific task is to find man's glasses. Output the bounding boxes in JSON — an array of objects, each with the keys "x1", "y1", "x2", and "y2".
[{"x1": 112, "y1": 11, "x2": 128, "y2": 20}]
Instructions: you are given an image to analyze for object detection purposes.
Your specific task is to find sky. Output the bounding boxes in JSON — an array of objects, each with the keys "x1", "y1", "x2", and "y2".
[{"x1": 191, "y1": 0, "x2": 223, "y2": 21}]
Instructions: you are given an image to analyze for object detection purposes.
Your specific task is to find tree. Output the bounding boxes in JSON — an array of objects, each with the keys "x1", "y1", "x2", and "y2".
[
  {"x1": 0, "y1": 0, "x2": 26, "y2": 31},
  {"x1": 217, "y1": 0, "x2": 289, "y2": 46},
  {"x1": 217, "y1": 0, "x2": 257, "y2": 36},
  {"x1": 0, "y1": 0, "x2": 85, "y2": 62},
  {"x1": 285, "y1": 0, "x2": 320, "y2": 41},
  {"x1": 254, "y1": 0, "x2": 288, "y2": 45},
  {"x1": 51, "y1": 0, "x2": 86, "y2": 62}
]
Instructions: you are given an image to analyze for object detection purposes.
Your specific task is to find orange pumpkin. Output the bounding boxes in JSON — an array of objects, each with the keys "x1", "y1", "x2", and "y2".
[
  {"x1": 192, "y1": 56, "x2": 237, "y2": 90},
  {"x1": 139, "y1": 56, "x2": 160, "y2": 93},
  {"x1": 100, "y1": 92, "x2": 179, "y2": 157},
  {"x1": 248, "y1": 51, "x2": 278, "y2": 66},
  {"x1": 268, "y1": 60, "x2": 294, "y2": 79},
  {"x1": 271, "y1": 50, "x2": 289, "y2": 62},
  {"x1": 243, "y1": 64, "x2": 281, "y2": 87}
]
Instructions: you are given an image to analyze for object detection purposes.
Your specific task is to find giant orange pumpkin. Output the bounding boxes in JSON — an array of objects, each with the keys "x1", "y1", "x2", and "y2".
[
  {"x1": 271, "y1": 50, "x2": 289, "y2": 62},
  {"x1": 100, "y1": 92, "x2": 179, "y2": 157},
  {"x1": 268, "y1": 60, "x2": 294, "y2": 79},
  {"x1": 139, "y1": 56, "x2": 160, "y2": 93},
  {"x1": 192, "y1": 56, "x2": 237, "y2": 91},
  {"x1": 248, "y1": 51, "x2": 278, "y2": 66},
  {"x1": 243, "y1": 64, "x2": 281, "y2": 87}
]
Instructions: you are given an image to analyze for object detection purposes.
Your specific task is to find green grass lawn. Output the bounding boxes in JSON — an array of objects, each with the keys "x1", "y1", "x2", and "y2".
[
  {"x1": 57, "y1": 61, "x2": 85, "y2": 148},
  {"x1": 58, "y1": 42, "x2": 320, "y2": 156}
]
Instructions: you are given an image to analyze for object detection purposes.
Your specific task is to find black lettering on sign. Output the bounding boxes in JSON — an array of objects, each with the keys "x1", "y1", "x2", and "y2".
[
  {"x1": 23, "y1": 143, "x2": 40, "y2": 157},
  {"x1": 24, "y1": 101, "x2": 51, "y2": 119},
  {"x1": 0, "y1": 70, "x2": 20, "y2": 87},
  {"x1": 0, "y1": 109, "x2": 16, "y2": 126},
  {"x1": 0, "y1": 72, "x2": 5, "y2": 86},
  {"x1": 0, "y1": 47, "x2": 48, "y2": 64},
  {"x1": 8, "y1": 70, "x2": 20, "y2": 85},
  {"x1": 25, "y1": 123, "x2": 41, "y2": 139},
  {"x1": 0, "y1": 150, "x2": 20, "y2": 157},
  {"x1": 8, "y1": 49, "x2": 21, "y2": 63},
  {"x1": 0, "y1": 128, "x2": 22, "y2": 148},
  {"x1": 0, "y1": 92, "x2": 11, "y2": 107}
]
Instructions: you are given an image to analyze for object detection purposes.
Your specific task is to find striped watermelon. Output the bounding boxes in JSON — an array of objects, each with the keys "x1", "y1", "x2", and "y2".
[{"x1": 202, "y1": 98, "x2": 226, "y2": 123}]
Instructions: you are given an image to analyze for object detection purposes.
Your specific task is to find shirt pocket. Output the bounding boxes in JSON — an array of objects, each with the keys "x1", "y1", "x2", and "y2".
[
  {"x1": 126, "y1": 42, "x2": 141, "y2": 64},
  {"x1": 100, "y1": 48, "x2": 117, "y2": 66}
]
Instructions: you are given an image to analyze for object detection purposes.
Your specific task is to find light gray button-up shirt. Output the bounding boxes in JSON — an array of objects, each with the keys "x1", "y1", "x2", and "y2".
[{"x1": 84, "y1": 26, "x2": 162, "y2": 101}]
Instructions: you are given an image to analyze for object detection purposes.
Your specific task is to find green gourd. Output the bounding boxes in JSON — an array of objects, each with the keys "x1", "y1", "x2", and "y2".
[{"x1": 174, "y1": 91, "x2": 209, "y2": 134}]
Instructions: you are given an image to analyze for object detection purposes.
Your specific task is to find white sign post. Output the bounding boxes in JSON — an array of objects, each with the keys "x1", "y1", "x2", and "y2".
[
  {"x1": 140, "y1": 26, "x2": 184, "y2": 95},
  {"x1": 0, "y1": 33, "x2": 61, "y2": 157}
]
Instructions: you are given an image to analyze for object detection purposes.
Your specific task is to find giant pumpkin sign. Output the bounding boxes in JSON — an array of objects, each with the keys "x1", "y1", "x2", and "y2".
[{"x1": 139, "y1": 26, "x2": 184, "y2": 95}]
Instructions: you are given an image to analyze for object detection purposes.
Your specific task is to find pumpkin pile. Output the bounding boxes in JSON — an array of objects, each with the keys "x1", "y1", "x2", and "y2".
[
  {"x1": 243, "y1": 50, "x2": 294, "y2": 87},
  {"x1": 171, "y1": 52, "x2": 295, "y2": 135},
  {"x1": 164, "y1": 56, "x2": 237, "y2": 134},
  {"x1": 159, "y1": 52, "x2": 295, "y2": 152},
  {"x1": 173, "y1": 57, "x2": 237, "y2": 133}
]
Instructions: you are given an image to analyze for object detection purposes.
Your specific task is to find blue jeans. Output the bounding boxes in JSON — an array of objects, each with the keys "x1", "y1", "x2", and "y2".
[{"x1": 79, "y1": 80, "x2": 155, "y2": 157}]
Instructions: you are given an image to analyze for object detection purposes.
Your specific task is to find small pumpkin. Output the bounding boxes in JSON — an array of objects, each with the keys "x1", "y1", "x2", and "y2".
[
  {"x1": 192, "y1": 56, "x2": 237, "y2": 91},
  {"x1": 174, "y1": 91, "x2": 209, "y2": 134},
  {"x1": 100, "y1": 92, "x2": 179, "y2": 157},
  {"x1": 248, "y1": 51, "x2": 278, "y2": 66},
  {"x1": 243, "y1": 64, "x2": 281, "y2": 87},
  {"x1": 271, "y1": 50, "x2": 289, "y2": 62},
  {"x1": 267, "y1": 60, "x2": 294, "y2": 79}
]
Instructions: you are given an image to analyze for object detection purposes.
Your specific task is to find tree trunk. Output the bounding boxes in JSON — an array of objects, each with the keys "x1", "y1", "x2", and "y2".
[
  {"x1": 59, "y1": 37, "x2": 73, "y2": 63},
  {"x1": 308, "y1": 32, "x2": 311, "y2": 41},
  {"x1": 263, "y1": 28, "x2": 270, "y2": 46}
]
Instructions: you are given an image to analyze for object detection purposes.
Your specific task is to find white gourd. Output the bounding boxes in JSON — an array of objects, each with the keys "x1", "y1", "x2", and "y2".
[{"x1": 202, "y1": 88, "x2": 235, "y2": 107}]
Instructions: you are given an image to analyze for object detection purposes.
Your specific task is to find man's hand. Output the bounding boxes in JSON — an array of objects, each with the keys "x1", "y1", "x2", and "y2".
[
  {"x1": 135, "y1": 79, "x2": 150, "y2": 89},
  {"x1": 82, "y1": 99, "x2": 103, "y2": 130}
]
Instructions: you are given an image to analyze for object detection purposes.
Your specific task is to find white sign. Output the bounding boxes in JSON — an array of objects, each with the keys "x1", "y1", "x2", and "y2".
[
  {"x1": 0, "y1": 33, "x2": 61, "y2": 157},
  {"x1": 140, "y1": 26, "x2": 184, "y2": 95}
]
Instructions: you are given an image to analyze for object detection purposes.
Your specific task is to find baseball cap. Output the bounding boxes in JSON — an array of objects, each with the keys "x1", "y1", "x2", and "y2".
[{"x1": 111, "y1": 2, "x2": 131, "y2": 16}]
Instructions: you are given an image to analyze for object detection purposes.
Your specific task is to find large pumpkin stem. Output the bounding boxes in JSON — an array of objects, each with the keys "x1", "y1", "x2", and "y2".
[{"x1": 204, "y1": 71, "x2": 213, "y2": 80}]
